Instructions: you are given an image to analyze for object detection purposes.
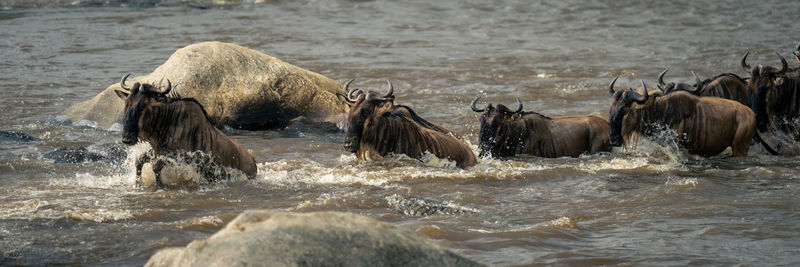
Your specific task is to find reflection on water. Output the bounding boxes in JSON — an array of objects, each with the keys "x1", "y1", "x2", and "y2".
[{"x1": 2, "y1": 0, "x2": 800, "y2": 266}]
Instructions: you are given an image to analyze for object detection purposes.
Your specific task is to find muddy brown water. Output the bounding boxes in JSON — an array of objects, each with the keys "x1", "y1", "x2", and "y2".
[{"x1": 1, "y1": 1, "x2": 800, "y2": 265}]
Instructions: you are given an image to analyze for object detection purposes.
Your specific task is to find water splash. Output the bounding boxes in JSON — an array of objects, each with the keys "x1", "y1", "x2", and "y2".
[
  {"x1": 385, "y1": 194, "x2": 479, "y2": 216},
  {"x1": 665, "y1": 177, "x2": 699, "y2": 187}
]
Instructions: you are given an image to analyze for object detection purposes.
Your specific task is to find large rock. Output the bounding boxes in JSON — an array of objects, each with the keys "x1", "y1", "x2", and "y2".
[
  {"x1": 62, "y1": 41, "x2": 348, "y2": 129},
  {"x1": 145, "y1": 210, "x2": 486, "y2": 267}
]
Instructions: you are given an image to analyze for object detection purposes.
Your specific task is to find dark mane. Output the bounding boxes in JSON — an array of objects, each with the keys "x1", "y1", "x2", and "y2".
[
  {"x1": 361, "y1": 106, "x2": 474, "y2": 168},
  {"x1": 628, "y1": 92, "x2": 695, "y2": 136},
  {"x1": 495, "y1": 103, "x2": 552, "y2": 120},
  {"x1": 519, "y1": 111, "x2": 552, "y2": 120},
  {"x1": 390, "y1": 105, "x2": 454, "y2": 136},
  {"x1": 708, "y1": 73, "x2": 746, "y2": 84},
  {"x1": 161, "y1": 97, "x2": 215, "y2": 125}
]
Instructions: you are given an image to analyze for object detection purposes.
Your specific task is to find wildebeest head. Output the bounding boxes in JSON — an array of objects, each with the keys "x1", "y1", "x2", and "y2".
[
  {"x1": 342, "y1": 79, "x2": 395, "y2": 152},
  {"x1": 741, "y1": 51, "x2": 788, "y2": 92},
  {"x1": 114, "y1": 74, "x2": 172, "y2": 145},
  {"x1": 471, "y1": 95, "x2": 522, "y2": 157},
  {"x1": 741, "y1": 51, "x2": 789, "y2": 130},
  {"x1": 607, "y1": 76, "x2": 649, "y2": 147}
]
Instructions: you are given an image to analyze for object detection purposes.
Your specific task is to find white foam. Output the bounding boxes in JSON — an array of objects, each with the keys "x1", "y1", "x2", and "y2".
[
  {"x1": 257, "y1": 158, "x2": 391, "y2": 187},
  {"x1": 176, "y1": 215, "x2": 224, "y2": 229},
  {"x1": 665, "y1": 177, "x2": 699, "y2": 187},
  {"x1": 0, "y1": 197, "x2": 134, "y2": 222},
  {"x1": 467, "y1": 216, "x2": 579, "y2": 234},
  {"x1": 49, "y1": 172, "x2": 137, "y2": 189},
  {"x1": 66, "y1": 208, "x2": 134, "y2": 222}
]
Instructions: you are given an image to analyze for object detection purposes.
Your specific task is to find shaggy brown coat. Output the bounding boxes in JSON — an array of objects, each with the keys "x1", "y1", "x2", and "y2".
[
  {"x1": 742, "y1": 51, "x2": 800, "y2": 137},
  {"x1": 115, "y1": 75, "x2": 257, "y2": 187},
  {"x1": 610, "y1": 83, "x2": 756, "y2": 157},
  {"x1": 659, "y1": 69, "x2": 751, "y2": 106},
  {"x1": 343, "y1": 81, "x2": 476, "y2": 168},
  {"x1": 472, "y1": 97, "x2": 610, "y2": 158},
  {"x1": 609, "y1": 79, "x2": 763, "y2": 157}
]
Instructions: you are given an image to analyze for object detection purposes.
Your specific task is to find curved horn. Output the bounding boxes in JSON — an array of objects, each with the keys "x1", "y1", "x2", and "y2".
[
  {"x1": 635, "y1": 80, "x2": 649, "y2": 104},
  {"x1": 658, "y1": 68, "x2": 669, "y2": 86},
  {"x1": 120, "y1": 74, "x2": 131, "y2": 90},
  {"x1": 608, "y1": 74, "x2": 620, "y2": 95},
  {"x1": 383, "y1": 80, "x2": 394, "y2": 98},
  {"x1": 774, "y1": 51, "x2": 788, "y2": 75},
  {"x1": 471, "y1": 95, "x2": 485, "y2": 112},
  {"x1": 343, "y1": 78, "x2": 358, "y2": 103},
  {"x1": 691, "y1": 70, "x2": 702, "y2": 86},
  {"x1": 514, "y1": 98, "x2": 523, "y2": 113},
  {"x1": 741, "y1": 50, "x2": 752, "y2": 72},
  {"x1": 161, "y1": 79, "x2": 172, "y2": 95}
]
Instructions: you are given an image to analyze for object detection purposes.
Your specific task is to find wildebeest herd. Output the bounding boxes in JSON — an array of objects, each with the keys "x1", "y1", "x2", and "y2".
[{"x1": 115, "y1": 47, "x2": 800, "y2": 187}]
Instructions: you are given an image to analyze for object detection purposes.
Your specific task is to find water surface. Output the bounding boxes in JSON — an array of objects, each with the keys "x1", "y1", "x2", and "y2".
[{"x1": 2, "y1": 0, "x2": 800, "y2": 265}]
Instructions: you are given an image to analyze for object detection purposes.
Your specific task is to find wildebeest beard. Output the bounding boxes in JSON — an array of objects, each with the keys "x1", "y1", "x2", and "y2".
[
  {"x1": 477, "y1": 116, "x2": 499, "y2": 157},
  {"x1": 122, "y1": 98, "x2": 144, "y2": 145},
  {"x1": 343, "y1": 105, "x2": 369, "y2": 152},
  {"x1": 609, "y1": 105, "x2": 626, "y2": 147}
]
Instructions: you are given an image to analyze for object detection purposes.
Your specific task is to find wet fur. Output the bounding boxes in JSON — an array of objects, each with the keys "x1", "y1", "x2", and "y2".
[
  {"x1": 118, "y1": 84, "x2": 257, "y2": 186},
  {"x1": 345, "y1": 90, "x2": 476, "y2": 168},
  {"x1": 614, "y1": 91, "x2": 756, "y2": 157},
  {"x1": 357, "y1": 105, "x2": 477, "y2": 168},
  {"x1": 749, "y1": 66, "x2": 800, "y2": 137},
  {"x1": 696, "y1": 73, "x2": 750, "y2": 106},
  {"x1": 664, "y1": 73, "x2": 749, "y2": 106},
  {"x1": 480, "y1": 105, "x2": 610, "y2": 158}
]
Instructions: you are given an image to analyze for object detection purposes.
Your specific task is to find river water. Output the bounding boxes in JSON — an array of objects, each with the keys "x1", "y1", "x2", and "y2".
[{"x1": 2, "y1": 0, "x2": 800, "y2": 265}]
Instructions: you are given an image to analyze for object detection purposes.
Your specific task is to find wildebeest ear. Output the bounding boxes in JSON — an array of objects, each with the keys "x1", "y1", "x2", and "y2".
[
  {"x1": 115, "y1": 89, "x2": 130, "y2": 99},
  {"x1": 775, "y1": 77, "x2": 785, "y2": 86}
]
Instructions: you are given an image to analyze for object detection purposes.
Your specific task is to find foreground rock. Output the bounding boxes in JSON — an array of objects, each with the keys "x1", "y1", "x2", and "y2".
[
  {"x1": 62, "y1": 41, "x2": 348, "y2": 129},
  {"x1": 145, "y1": 210, "x2": 486, "y2": 267}
]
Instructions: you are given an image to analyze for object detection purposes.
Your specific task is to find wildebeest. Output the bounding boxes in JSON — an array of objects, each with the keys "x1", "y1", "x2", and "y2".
[
  {"x1": 742, "y1": 51, "x2": 800, "y2": 138},
  {"x1": 342, "y1": 79, "x2": 477, "y2": 168},
  {"x1": 658, "y1": 69, "x2": 751, "y2": 106},
  {"x1": 115, "y1": 74, "x2": 257, "y2": 187},
  {"x1": 608, "y1": 77, "x2": 776, "y2": 156},
  {"x1": 471, "y1": 96, "x2": 610, "y2": 158}
]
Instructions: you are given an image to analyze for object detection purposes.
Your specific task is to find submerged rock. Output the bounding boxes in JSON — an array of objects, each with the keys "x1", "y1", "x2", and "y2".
[
  {"x1": 43, "y1": 143, "x2": 127, "y2": 164},
  {"x1": 0, "y1": 130, "x2": 38, "y2": 142},
  {"x1": 43, "y1": 147, "x2": 104, "y2": 163},
  {"x1": 145, "y1": 210, "x2": 485, "y2": 267},
  {"x1": 386, "y1": 195, "x2": 478, "y2": 216},
  {"x1": 62, "y1": 41, "x2": 349, "y2": 130}
]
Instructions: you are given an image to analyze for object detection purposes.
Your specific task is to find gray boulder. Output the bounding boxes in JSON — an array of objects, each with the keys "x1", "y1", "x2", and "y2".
[
  {"x1": 145, "y1": 210, "x2": 486, "y2": 267},
  {"x1": 62, "y1": 41, "x2": 348, "y2": 130}
]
